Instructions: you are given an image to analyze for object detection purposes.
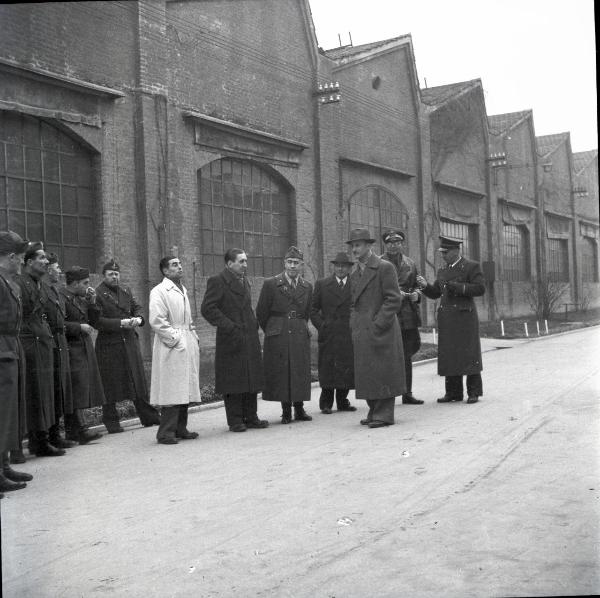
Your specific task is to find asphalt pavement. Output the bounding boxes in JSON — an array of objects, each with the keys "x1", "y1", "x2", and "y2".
[{"x1": 1, "y1": 327, "x2": 599, "y2": 598}]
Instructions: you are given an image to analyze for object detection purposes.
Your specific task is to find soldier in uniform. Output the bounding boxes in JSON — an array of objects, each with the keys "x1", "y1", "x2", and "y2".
[
  {"x1": 0, "y1": 231, "x2": 32, "y2": 497},
  {"x1": 201, "y1": 248, "x2": 268, "y2": 432},
  {"x1": 380, "y1": 230, "x2": 424, "y2": 405},
  {"x1": 95, "y1": 260, "x2": 160, "y2": 433},
  {"x1": 417, "y1": 236, "x2": 485, "y2": 404},
  {"x1": 43, "y1": 253, "x2": 77, "y2": 448},
  {"x1": 310, "y1": 252, "x2": 356, "y2": 414},
  {"x1": 256, "y1": 246, "x2": 313, "y2": 424},
  {"x1": 17, "y1": 242, "x2": 64, "y2": 457},
  {"x1": 62, "y1": 267, "x2": 105, "y2": 443}
]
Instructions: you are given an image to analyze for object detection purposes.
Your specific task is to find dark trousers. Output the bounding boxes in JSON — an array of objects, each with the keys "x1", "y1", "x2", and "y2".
[
  {"x1": 281, "y1": 402, "x2": 306, "y2": 417},
  {"x1": 224, "y1": 393, "x2": 258, "y2": 427},
  {"x1": 365, "y1": 397, "x2": 395, "y2": 424},
  {"x1": 156, "y1": 405, "x2": 189, "y2": 441},
  {"x1": 319, "y1": 388, "x2": 350, "y2": 410},
  {"x1": 102, "y1": 398, "x2": 160, "y2": 429},
  {"x1": 64, "y1": 409, "x2": 89, "y2": 438},
  {"x1": 401, "y1": 328, "x2": 421, "y2": 396},
  {"x1": 445, "y1": 374, "x2": 483, "y2": 399}
]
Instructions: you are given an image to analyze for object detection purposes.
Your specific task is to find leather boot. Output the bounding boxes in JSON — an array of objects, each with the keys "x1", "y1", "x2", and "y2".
[
  {"x1": 281, "y1": 403, "x2": 292, "y2": 424},
  {"x1": 49, "y1": 425, "x2": 77, "y2": 449},
  {"x1": 0, "y1": 472, "x2": 26, "y2": 492},
  {"x1": 2, "y1": 453, "x2": 32, "y2": 482},
  {"x1": 293, "y1": 403, "x2": 312, "y2": 421}
]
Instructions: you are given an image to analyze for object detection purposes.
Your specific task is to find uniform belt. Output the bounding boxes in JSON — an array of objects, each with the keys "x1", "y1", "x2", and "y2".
[{"x1": 271, "y1": 310, "x2": 305, "y2": 319}]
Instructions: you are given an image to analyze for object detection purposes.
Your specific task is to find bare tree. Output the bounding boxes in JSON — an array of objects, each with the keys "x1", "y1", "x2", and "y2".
[{"x1": 526, "y1": 278, "x2": 569, "y2": 319}]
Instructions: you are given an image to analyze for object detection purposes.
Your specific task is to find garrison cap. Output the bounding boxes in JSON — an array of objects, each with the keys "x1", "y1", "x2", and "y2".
[
  {"x1": 65, "y1": 266, "x2": 90, "y2": 285},
  {"x1": 0, "y1": 230, "x2": 29, "y2": 256},
  {"x1": 437, "y1": 236, "x2": 463, "y2": 252},
  {"x1": 284, "y1": 246, "x2": 304, "y2": 260},
  {"x1": 382, "y1": 229, "x2": 405, "y2": 243},
  {"x1": 102, "y1": 259, "x2": 120, "y2": 273}
]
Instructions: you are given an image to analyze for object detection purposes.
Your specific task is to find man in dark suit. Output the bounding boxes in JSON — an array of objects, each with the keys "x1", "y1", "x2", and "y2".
[
  {"x1": 310, "y1": 252, "x2": 356, "y2": 414},
  {"x1": 201, "y1": 248, "x2": 268, "y2": 432},
  {"x1": 381, "y1": 230, "x2": 424, "y2": 405},
  {"x1": 417, "y1": 236, "x2": 485, "y2": 404},
  {"x1": 95, "y1": 260, "x2": 160, "y2": 433},
  {"x1": 256, "y1": 246, "x2": 313, "y2": 424}
]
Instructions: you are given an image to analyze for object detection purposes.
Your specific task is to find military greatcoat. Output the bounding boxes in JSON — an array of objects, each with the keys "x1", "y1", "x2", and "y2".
[
  {"x1": 422, "y1": 256, "x2": 485, "y2": 376},
  {"x1": 94, "y1": 282, "x2": 152, "y2": 407},
  {"x1": 256, "y1": 273, "x2": 312, "y2": 404},
  {"x1": 17, "y1": 272, "x2": 56, "y2": 432},
  {"x1": 310, "y1": 275, "x2": 354, "y2": 390},
  {"x1": 61, "y1": 288, "x2": 106, "y2": 409},
  {"x1": 200, "y1": 268, "x2": 263, "y2": 396},
  {"x1": 0, "y1": 267, "x2": 26, "y2": 452}
]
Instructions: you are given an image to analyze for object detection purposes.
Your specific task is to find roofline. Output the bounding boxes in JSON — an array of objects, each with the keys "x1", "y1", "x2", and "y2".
[
  {"x1": 488, "y1": 110, "x2": 533, "y2": 135},
  {"x1": 324, "y1": 36, "x2": 413, "y2": 71},
  {"x1": 420, "y1": 79, "x2": 483, "y2": 112},
  {"x1": 572, "y1": 150, "x2": 598, "y2": 175},
  {"x1": 536, "y1": 132, "x2": 571, "y2": 159}
]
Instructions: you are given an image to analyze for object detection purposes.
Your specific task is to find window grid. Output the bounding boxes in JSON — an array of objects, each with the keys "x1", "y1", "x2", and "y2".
[
  {"x1": 198, "y1": 158, "x2": 290, "y2": 277},
  {"x1": 546, "y1": 238, "x2": 569, "y2": 282},
  {"x1": 440, "y1": 219, "x2": 479, "y2": 261},
  {"x1": 349, "y1": 186, "x2": 408, "y2": 255},
  {"x1": 581, "y1": 237, "x2": 599, "y2": 282},
  {"x1": 502, "y1": 224, "x2": 530, "y2": 281},
  {"x1": 0, "y1": 112, "x2": 95, "y2": 269}
]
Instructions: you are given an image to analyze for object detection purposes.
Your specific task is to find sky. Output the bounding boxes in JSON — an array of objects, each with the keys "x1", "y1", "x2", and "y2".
[{"x1": 308, "y1": 0, "x2": 597, "y2": 152}]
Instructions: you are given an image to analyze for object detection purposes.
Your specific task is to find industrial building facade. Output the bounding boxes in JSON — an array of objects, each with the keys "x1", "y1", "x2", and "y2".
[{"x1": 0, "y1": 0, "x2": 598, "y2": 360}]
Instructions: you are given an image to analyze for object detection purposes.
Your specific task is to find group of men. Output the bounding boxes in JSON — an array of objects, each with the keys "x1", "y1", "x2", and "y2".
[{"x1": 0, "y1": 223, "x2": 486, "y2": 492}]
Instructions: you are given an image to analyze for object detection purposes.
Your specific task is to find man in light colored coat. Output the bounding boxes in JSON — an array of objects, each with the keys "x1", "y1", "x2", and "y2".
[
  {"x1": 347, "y1": 228, "x2": 405, "y2": 428},
  {"x1": 149, "y1": 256, "x2": 200, "y2": 444}
]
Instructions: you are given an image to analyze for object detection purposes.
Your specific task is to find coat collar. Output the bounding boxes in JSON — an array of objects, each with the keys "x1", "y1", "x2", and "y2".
[
  {"x1": 351, "y1": 253, "x2": 380, "y2": 301},
  {"x1": 161, "y1": 277, "x2": 186, "y2": 297},
  {"x1": 221, "y1": 267, "x2": 247, "y2": 297},
  {"x1": 275, "y1": 272, "x2": 308, "y2": 298},
  {"x1": 61, "y1": 287, "x2": 87, "y2": 316}
]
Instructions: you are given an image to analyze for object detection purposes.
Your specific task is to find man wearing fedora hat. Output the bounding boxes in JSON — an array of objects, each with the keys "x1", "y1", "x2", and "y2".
[
  {"x1": 417, "y1": 236, "x2": 485, "y2": 404},
  {"x1": 310, "y1": 251, "x2": 356, "y2": 414},
  {"x1": 347, "y1": 228, "x2": 405, "y2": 428},
  {"x1": 381, "y1": 229, "x2": 424, "y2": 405},
  {"x1": 257, "y1": 246, "x2": 313, "y2": 424}
]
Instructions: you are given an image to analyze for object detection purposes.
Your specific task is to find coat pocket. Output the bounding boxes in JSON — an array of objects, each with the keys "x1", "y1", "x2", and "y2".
[{"x1": 264, "y1": 317, "x2": 283, "y2": 337}]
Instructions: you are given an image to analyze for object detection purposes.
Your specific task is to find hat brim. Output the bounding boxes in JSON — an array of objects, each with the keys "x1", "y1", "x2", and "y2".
[
  {"x1": 331, "y1": 260, "x2": 354, "y2": 265},
  {"x1": 345, "y1": 238, "x2": 375, "y2": 244}
]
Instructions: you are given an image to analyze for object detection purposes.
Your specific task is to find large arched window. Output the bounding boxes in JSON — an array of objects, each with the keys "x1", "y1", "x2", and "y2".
[
  {"x1": 198, "y1": 158, "x2": 291, "y2": 276},
  {"x1": 0, "y1": 111, "x2": 95, "y2": 269},
  {"x1": 349, "y1": 185, "x2": 408, "y2": 254}
]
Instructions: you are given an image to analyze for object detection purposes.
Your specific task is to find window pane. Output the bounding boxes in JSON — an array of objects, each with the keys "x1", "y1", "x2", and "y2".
[
  {"x1": 0, "y1": 209, "x2": 7, "y2": 229},
  {"x1": 26, "y1": 181, "x2": 43, "y2": 212},
  {"x1": 6, "y1": 144, "x2": 23, "y2": 176},
  {"x1": 62, "y1": 186, "x2": 78, "y2": 215},
  {"x1": 45, "y1": 183, "x2": 61, "y2": 213},
  {"x1": 42, "y1": 151, "x2": 60, "y2": 181},
  {"x1": 0, "y1": 178, "x2": 5, "y2": 207},
  {"x1": 62, "y1": 216, "x2": 78, "y2": 244},
  {"x1": 8, "y1": 210, "x2": 26, "y2": 236},
  {"x1": 79, "y1": 217, "x2": 94, "y2": 246},
  {"x1": 25, "y1": 147, "x2": 42, "y2": 178},
  {"x1": 0, "y1": 144, "x2": 5, "y2": 175},
  {"x1": 26, "y1": 211, "x2": 44, "y2": 240},
  {"x1": 77, "y1": 187, "x2": 93, "y2": 216},
  {"x1": 60, "y1": 155, "x2": 78, "y2": 185},
  {"x1": 46, "y1": 214, "x2": 61, "y2": 244},
  {"x1": 7, "y1": 178, "x2": 24, "y2": 209},
  {"x1": 22, "y1": 117, "x2": 40, "y2": 147},
  {"x1": 41, "y1": 123, "x2": 59, "y2": 149}
]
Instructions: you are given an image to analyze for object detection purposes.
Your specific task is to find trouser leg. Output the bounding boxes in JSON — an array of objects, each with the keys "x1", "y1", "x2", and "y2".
[
  {"x1": 176, "y1": 404, "x2": 189, "y2": 437},
  {"x1": 241, "y1": 393, "x2": 258, "y2": 423},
  {"x1": 370, "y1": 397, "x2": 395, "y2": 424},
  {"x1": 101, "y1": 402, "x2": 121, "y2": 431},
  {"x1": 156, "y1": 406, "x2": 179, "y2": 441},
  {"x1": 445, "y1": 376, "x2": 464, "y2": 399},
  {"x1": 335, "y1": 389, "x2": 351, "y2": 409},
  {"x1": 224, "y1": 394, "x2": 244, "y2": 427},
  {"x1": 365, "y1": 400, "x2": 376, "y2": 423},
  {"x1": 134, "y1": 397, "x2": 160, "y2": 426},
  {"x1": 466, "y1": 374, "x2": 483, "y2": 397},
  {"x1": 319, "y1": 388, "x2": 334, "y2": 410},
  {"x1": 281, "y1": 402, "x2": 292, "y2": 418}
]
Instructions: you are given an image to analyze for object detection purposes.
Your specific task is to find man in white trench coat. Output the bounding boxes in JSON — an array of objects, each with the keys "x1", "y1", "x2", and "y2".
[{"x1": 149, "y1": 256, "x2": 201, "y2": 444}]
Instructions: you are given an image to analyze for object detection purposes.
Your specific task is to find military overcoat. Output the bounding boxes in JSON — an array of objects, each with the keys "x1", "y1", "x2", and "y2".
[
  {"x1": 310, "y1": 275, "x2": 354, "y2": 390},
  {"x1": 422, "y1": 257, "x2": 485, "y2": 376},
  {"x1": 61, "y1": 288, "x2": 106, "y2": 409},
  {"x1": 200, "y1": 268, "x2": 263, "y2": 396},
  {"x1": 94, "y1": 282, "x2": 151, "y2": 406},
  {"x1": 380, "y1": 252, "x2": 422, "y2": 330},
  {"x1": 350, "y1": 254, "x2": 406, "y2": 401},
  {"x1": 256, "y1": 273, "x2": 312, "y2": 404}
]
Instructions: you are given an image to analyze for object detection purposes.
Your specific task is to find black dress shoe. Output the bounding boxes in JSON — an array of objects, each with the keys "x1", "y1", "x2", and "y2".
[
  {"x1": 142, "y1": 420, "x2": 160, "y2": 427},
  {"x1": 368, "y1": 420, "x2": 392, "y2": 428},
  {"x1": 0, "y1": 474, "x2": 27, "y2": 492},
  {"x1": 321, "y1": 408, "x2": 333, "y2": 414},
  {"x1": 77, "y1": 430, "x2": 102, "y2": 444},
  {"x1": 34, "y1": 442, "x2": 66, "y2": 457},
  {"x1": 294, "y1": 410, "x2": 312, "y2": 421},
  {"x1": 360, "y1": 418, "x2": 371, "y2": 426},
  {"x1": 281, "y1": 415, "x2": 292, "y2": 424},
  {"x1": 3, "y1": 467, "x2": 33, "y2": 482},
  {"x1": 229, "y1": 424, "x2": 247, "y2": 433},
  {"x1": 105, "y1": 426, "x2": 124, "y2": 434},
  {"x1": 177, "y1": 430, "x2": 199, "y2": 439},
  {"x1": 466, "y1": 396, "x2": 479, "y2": 404},
  {"x1": 10, "y1": 450, "x2": 26, "y2": 464},
  {"x1": 437, "y1": 396, "x2": 463, "y2": 403},
  {"x1": 402, "y1": 395, "x2": 424, "y2": 405},
  {"x1": 245, "y1": 419, "x2": 269, "y2": 429},
  {"x1": 49, "y1": 436, "x2": 77, "y2": 449},
  {"x1": 157, "y1": 437, "x2": 179, "y2": 445},
  {"x1": 337, "y1": 405, "x2": 357, "y2": 412}
]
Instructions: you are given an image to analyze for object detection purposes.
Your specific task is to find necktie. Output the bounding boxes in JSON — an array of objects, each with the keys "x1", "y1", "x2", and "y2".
[{"x1": 338, "y1": 278, "x2": 344, "y2": 288}]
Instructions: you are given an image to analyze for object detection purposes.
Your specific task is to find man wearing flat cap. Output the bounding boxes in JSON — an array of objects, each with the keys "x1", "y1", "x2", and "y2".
[
  {"x1": 381, "y1": 230, "x2": 424, "y2": 405},
  {"x1": 16, "y1": 242, "x2": 64, "y2": 458},
  {"x1": 94, "y1": 260, "x2": 160, "y2": 433},
  {"x1": 62, "y1": 266, "x2": 105, "y2": 443},
  {"x1": 257, "y1": 246, "x2": 313, "y2": 424},
  {"x1": 347, "y1": 228, "x2": 405, "y2": 427},
  {"x1": 310, "y1": 252, "x2": 356, "y2": 414},
  {"x1": 417, "y1": 236, "x2": 485, "y2": 404},
  {"x1": 0, "y1": 231, "x2": 33, "y2": 497}
]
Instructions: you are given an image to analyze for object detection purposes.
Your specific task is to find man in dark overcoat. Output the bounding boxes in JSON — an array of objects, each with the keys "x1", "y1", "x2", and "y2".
[
  {"x1": 201, "y1": 248, "x2": 268, "y2": 432},
  {"x1": 417, "y1": 236, "x2": 485, "y2": 404},
  {"x1": 381, "y1": 229, "x2": 424, "y2": 405},
  {"x1": 310, "y1": 251, "x2": 356, "y2": 414},
  {"x1": 43, "y1": 253, "x2": 77, "y2": 449},
  {"x1": 16, "y1": 242, "x2": 64, "y2": 458},
  {"x1": 62, "y1": 267, "x2": 105, "y2": 443},
  {"x1": 256, "y1": 246, "x2": 313, "y2": 424},
  {"x1": 94, "y1": 260, "x2": 160, "y2": 433},
  {"x1": 347, "y1": 228, "x2": 405, "y2": 428},
  {"x1": 0, "y1": 231, "x2": 32, "y2": 497}
]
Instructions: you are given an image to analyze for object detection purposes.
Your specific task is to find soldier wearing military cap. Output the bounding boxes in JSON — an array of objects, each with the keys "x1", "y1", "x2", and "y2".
[
  {"x1": 346, "y1": 228, "x2": 406, "y2": 427},
  {"x1": 381, "y1": 229, "x2": 424, "y2": 405},
  {"x1": 310, "y1": 251, "x2": 356, "y2": 414},
  {"x1": 256, "y1": 246, "x2": 313, "y2": 423},
  {"x1": 417, "y1": 236, "x2": 485, "y2": 403},
  {"x1": 94, "y1": 259, "x2": 160, "y2": 432},
  {"x1": 0, "y1": 231, "x2": 33, "y2": 497},
  {"x1": 16, "y1": 242, "x2": 64, "y2": 458},
  {"x1": 61, "y1": 266, "x2": 105, "y2": 443}
]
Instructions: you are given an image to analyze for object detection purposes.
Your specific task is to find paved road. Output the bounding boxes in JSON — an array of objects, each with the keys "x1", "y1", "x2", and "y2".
[{"x1": 2, "y1": 327, "x2": 599, "y2": 598}]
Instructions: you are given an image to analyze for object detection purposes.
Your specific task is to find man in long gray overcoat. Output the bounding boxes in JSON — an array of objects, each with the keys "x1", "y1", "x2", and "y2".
[
  {"x1": 347, "y1": 228, "x2": 405, "y2": 428},
  {"x1": 417, "y1": 236, "x2": 485, "y2": 404},
  {"x1": 256, "y1": 246, "x2": 313, "y2": 424},
  {"x1": 201, "y1": 248, "x2": 268, "y2": 432},
  {"x1": 310, "y1": 251, "x2": 356, "y2": 414}
]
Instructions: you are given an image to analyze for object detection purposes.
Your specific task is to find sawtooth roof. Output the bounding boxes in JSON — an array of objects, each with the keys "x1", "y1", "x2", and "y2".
[
  {"x1": 488, "y1": 110, "x2": 531, "y2": 135},
  {"x1": 536, "y1": 133, "x2": 569, "y2": 158},
  {"x1": 323, "y1": 35, "x2": 411, "y2": 60},
  {"x1": 572, "y1": 150, "x2": 598, "y2": 174},
  {"x1": 420, "y1": 79, "x2": 481, "y2": 106}
]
